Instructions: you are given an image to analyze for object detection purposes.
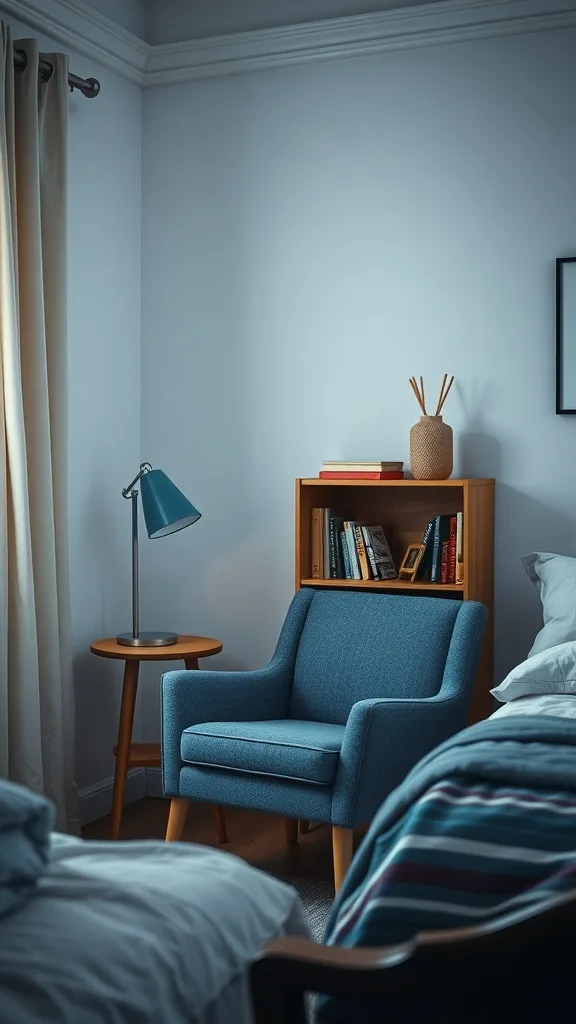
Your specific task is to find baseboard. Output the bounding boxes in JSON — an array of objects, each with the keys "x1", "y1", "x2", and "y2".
[
  {"x1": 79, "y1": 769, "x2": 147, "y2": 826},
  {"x1": 145, "y1": 767, "x2": 165, "y2": 799}
]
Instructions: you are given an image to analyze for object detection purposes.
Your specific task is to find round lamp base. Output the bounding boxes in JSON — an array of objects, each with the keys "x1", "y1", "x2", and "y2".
[{"x1": 117, "y1": 631, "x2": 178, "y2": 648}]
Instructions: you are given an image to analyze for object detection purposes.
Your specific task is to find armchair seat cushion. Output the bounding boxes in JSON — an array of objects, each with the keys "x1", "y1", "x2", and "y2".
[{"x1": 181, "y1": 719, "x2": 345, "y2": 786}]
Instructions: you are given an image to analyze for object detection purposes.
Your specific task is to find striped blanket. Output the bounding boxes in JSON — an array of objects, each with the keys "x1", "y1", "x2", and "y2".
[{"x1": 325, "y1": 717, "x2": 576, "y2": 950}]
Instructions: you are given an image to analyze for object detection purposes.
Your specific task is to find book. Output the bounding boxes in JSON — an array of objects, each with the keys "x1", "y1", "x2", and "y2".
[
  {"x1": 319, "y1": 471, "x2": 404, "y2": 480},
  {"x1": 448, "y1": 515, "x2": 457, "y2": 584},
  {"x1": 322, "y1": 509, "x2": 344, "y2": 578},
  {"x1": 329, "y1": 516, "x2": 345, "y2": 578},
  {"x1": 362, "y1": 526, "x2": 375, "y2": 579},
  {"x1": 430, "y1": 515, "x2": 451, "y2": 583},
  {"x1": 340, "y1": 529, "x2": 352, "y2": 578},
  {"x1": 362, "y1": 526, "x2": 379, "y2": 580},
  {"x1": 415, "y1": 519, "x2": 435, "y2": 580},
  {"x1": 322, "y1": 460, "x2": 403, "y2": 473},
  {"x1": 328, "y1": 516, "x2": 338, "y2": 578},
  {"x1": 311, "y1": 508, "x2": 324, "y2": 578},
  {"x1": 364, "y1": 525, "x2": 396, "y2": 580},
  {"x1": 440, "y1": 539, "x2": 449, "y2": 584},
  {"x1": 344, "y1": 521, "x2": 361, "y2": 579},
  {"x1": 456, "y1": 511, "x2": 464, "y2": 584},
  {"x1": 336, "y1": 522, "x2": 346, "y2": 578},
  {"x1": 323, "y1": 509, "x2": 331, "y2": 578},
  {"x1": 354, "y1": 524, "x2": 372, "y2": 580}
]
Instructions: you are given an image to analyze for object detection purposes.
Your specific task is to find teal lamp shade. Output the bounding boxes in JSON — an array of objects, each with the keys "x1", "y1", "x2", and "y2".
[{"x1": 140, "y1": 469, "x2": 201, "y2": 539}]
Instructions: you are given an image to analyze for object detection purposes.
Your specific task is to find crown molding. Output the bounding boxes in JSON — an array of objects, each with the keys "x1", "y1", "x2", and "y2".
[
  {"x1": 0, "y1": 0, "x2": 575, "y2": 89},
  {"x1": 145, "y1": 0, "x2": 576, "y2": 85},
  {"x1": 0, "y1": 0, "x2": 148, "y2": 84}
]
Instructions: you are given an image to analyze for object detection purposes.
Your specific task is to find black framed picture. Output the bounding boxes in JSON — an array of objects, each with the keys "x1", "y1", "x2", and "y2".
[{"x1": 556, "y1": 256, "x2": 576, "y2": 414}]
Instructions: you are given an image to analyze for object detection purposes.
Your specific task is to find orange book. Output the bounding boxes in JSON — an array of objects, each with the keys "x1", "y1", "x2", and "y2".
[{"x1": 311, "y1": 508, "x2": 324, "y2": 578}]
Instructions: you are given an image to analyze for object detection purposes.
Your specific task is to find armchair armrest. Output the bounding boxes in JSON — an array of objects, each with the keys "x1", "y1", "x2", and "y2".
[
  {"x1": 161, "y1": 587, "x2": 316, "y2": 795},
  {"x1": 333, "y1": 600, "x2": 487, "y2": 827},
  {"x1": 161, "y1": 661, "x2": 291, "y2": 794},
  {"x1": 333, "y1": 692, "x2": 468, "y2": 828}
]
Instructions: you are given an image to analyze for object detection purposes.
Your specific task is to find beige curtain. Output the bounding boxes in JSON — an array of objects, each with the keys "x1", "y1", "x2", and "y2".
[{"x1": 0, "y1": 26, "x2": 78, "y2": 832}]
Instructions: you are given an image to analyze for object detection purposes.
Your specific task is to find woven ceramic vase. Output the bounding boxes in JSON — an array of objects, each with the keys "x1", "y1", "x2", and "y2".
[{"x1": 410, "y1": 415, "x2": 453, "y2": 480}]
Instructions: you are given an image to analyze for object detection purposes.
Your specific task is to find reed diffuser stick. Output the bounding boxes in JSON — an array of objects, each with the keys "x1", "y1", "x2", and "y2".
[
  {"x1": 409, "y1": 377, "x2": 426, "y2": 416},
  {"x1": 420, "y1": 376, "x2": 427, "y2": 415},
  {"x1": 438, "y1": 375, "x2": 454, "y2": 415},
  {"x1": 435, "y1": 373, "x2": 448, "y2": 416}
]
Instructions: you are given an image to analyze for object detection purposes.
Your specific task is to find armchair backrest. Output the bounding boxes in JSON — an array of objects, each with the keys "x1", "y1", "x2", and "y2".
[{"x1": 289, "y1": 590, "x2": 473, "y2": 725}]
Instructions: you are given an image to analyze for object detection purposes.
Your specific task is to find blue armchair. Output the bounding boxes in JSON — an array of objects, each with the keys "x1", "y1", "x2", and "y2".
[{"x1": 161, "y1": 590, "x2": 487, "y2": 889}]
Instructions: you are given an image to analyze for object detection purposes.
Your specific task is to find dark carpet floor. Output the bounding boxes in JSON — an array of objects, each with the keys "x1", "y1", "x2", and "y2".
[{"x1": 281, "y1": 875, "x2": 334, "y2": 941}]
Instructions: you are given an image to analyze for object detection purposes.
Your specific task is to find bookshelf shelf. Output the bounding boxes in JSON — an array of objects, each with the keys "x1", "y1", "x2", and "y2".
[
  {"x1": 295, "y1": 477, "x2": 494, "y2": 722},
  {"x1": 300, "y1": 578, "x2": 464, "y2": 593},
  {"x1": 300, "y1": 478, "x2": 487, "y2": 488}
]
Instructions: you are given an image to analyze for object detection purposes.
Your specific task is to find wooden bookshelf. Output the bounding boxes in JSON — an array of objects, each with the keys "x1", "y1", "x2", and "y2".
[{"x1": 295, "y1": 478, "x2": 494, "y2": 723}]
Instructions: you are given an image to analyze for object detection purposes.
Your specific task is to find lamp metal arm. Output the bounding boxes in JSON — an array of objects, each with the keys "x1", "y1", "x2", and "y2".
[{"x1": 122, "y1": 462, "x2": 152, "y2": 498}]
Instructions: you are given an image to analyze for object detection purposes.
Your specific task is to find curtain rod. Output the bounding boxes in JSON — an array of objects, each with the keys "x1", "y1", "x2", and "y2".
[{"x1": 13, "y1": 49, "x2": 100, "y2": 98}]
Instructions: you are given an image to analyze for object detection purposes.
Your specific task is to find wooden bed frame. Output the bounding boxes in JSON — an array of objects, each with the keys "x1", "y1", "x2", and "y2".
[{"x1": 250, "y1": 888, "x2": 576, "y2": 1022}]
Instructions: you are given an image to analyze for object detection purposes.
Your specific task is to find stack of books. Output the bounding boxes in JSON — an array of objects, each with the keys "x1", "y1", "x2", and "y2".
[
  {"x1": 319, "y1": 461, "x2": 404, "y2": 480},
  {"x1": 311, "y1": 509, "x2": 397, "y2": 581},
  {"x1": 417, "y1": 513, "x2": 464, "y2": 584}
]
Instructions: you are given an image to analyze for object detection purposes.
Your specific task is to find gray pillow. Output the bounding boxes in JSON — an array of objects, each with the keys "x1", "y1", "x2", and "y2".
[{"x1": 522, "y1": 552, "x2": 576, "y2": 656}]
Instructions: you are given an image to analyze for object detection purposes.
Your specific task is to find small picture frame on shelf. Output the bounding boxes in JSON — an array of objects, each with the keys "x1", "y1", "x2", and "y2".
[{"x1": 398, "y1": 543, "x2": 425, "y2": 582}]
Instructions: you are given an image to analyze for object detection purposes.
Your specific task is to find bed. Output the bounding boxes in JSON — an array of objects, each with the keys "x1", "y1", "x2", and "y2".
[
  {"x1": 250, "y1": 715, "x2": 576, "y2": 1022},
  {"x1": 0, "y1": 831, "x2": 310, "y2": 1024}
]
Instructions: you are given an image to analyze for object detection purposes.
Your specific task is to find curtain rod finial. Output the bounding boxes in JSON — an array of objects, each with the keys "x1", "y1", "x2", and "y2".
[{"x1": 79, "y1": 77, "x2": 100, "y2": 99}]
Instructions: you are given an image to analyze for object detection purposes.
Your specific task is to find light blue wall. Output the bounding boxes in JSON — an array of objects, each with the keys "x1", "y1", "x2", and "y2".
[
  {"x1": 66, "y1": 59, "x2": 143, "y2": 794},
  {"x1": 140, "y1": 26, "x2": 576, "y2": 741}
]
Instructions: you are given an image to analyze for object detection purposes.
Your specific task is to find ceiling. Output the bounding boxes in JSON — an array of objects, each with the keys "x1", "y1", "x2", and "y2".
[
  {"x1": 145, "y1": 1, "x2": 444, "y2": 45},
  {"x1": 83, "y1": 0, "x2": 444, "y2": 45}
]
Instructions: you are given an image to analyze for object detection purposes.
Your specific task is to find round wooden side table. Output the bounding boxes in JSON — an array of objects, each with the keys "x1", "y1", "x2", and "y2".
[{"x1": 90, "y1": 634, "x2": 223, "y2": 840}]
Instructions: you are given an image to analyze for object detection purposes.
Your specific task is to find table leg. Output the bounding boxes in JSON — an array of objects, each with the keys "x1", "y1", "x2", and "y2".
[
  {"x1": 110, "y1": 659, "x2": 140, "y2": 840},
  {"x1": 184, "y1": 655, "x2": 228, "y2": 843}
]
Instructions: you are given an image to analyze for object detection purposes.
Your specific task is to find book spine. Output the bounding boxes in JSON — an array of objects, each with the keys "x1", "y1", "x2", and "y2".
[
  {"x1": 456, "y1": 511, "x2": 464, "y2": 584},
  {"x1": 440, "y1": 539, "x2": 449, "y2": 584},
  {"x1": 335, "y1": 522, "x2": 345, "y2": 578},
  {"x1": 448, "y1": 515, "x2": 457, "y2": 584},
  {"x1": 329, "y1": 517, "x2": 338, "y2": 578},
  {"x1": 430, "y1": 515, "x2": 442, "y2": 583},
  {"x1": 344, "y1": 522, "x2": 361, "y2": 579},
  {"x1": 319, "y1": 471, "x2": 404, "y2": 479},
  {"x1": 416, "y1": 519, "x2": 435, "y2": 580},
  {"x1": 367, "y1": 525, "x2": 397, "y2": 579},
  {"x1": 340, "y1": 530, "x2": 351, "y2": 578},
  {"x1": 323, "y1": 509, "x2": 331, "y2": 578},
  {"x1": 311, "y1": 508, "x2": 323, "y2": 578},
  {"x1": 354, "y1": 525, "x2": 371, "y2": 580},
  {"x1": 362, "y1": 526, "x2": 378, "y2": 579}
]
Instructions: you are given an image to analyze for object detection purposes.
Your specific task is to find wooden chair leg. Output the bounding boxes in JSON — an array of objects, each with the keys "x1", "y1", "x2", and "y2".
[
  {"x1": 213, "y1": 804, "x2": 228, "y2": 843},
  {"x1": 299, "y1": 819, "x2": 310, "y2": 834},
  {"x1": 285, "y1": 818, "x2": 299, "y2": 846},
  {"x1": 332, "y1": 826, "x2": 354, "y2": 892},
  {"x1": 165, "y1": 798, "x2": 190, "y2": 841}
]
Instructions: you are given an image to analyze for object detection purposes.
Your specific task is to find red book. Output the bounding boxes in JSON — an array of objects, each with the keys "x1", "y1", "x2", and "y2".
[
  {"x1": 319, "y1": 471, "x2": 404, "y2": 480},
  {"x1": 448, "y1": 515, "x2": 457, "y2": 584},
  {"x1": 440, "y1": 539, "x2": 449, "y2": 584}
]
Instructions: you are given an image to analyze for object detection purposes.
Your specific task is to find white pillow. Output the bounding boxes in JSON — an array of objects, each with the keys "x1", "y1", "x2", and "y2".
[{"x1": 491, "y1": 641, "x2": 576, "y2": 703}]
